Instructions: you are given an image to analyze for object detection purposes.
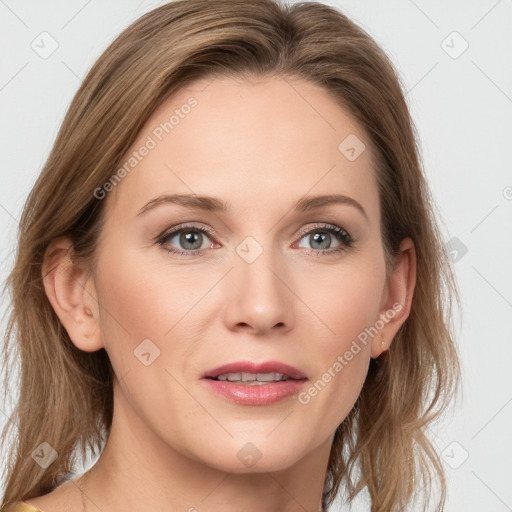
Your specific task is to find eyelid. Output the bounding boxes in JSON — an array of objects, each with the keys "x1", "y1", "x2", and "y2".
[
  {"x1": 157, "y1": 222, "x2": 216, "y2": 241},
  {"x1": 295, "y1": 222, "x2": 354, "y2": 243}
]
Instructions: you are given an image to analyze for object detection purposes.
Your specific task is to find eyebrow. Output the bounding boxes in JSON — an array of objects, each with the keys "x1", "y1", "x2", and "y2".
[{"x1": 136, "y1": 193, "x2": 368, "y2": 221}]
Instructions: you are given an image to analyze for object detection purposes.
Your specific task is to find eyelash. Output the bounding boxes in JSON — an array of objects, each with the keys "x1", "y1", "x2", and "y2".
[{"x1": 156, "y1": 222, "x2": 355, "y2": 257}]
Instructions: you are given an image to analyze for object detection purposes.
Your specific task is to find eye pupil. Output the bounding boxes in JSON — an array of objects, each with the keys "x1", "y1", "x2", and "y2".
[
  {"x1": 311, "y1": 232, "x2": 331, "y2": 250},
  {"x1": 180, "y1": 231, "x2": 202, "y2": 250}
]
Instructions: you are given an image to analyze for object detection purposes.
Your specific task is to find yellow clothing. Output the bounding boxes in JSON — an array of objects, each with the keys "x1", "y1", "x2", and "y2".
[{"x1": 1, "y1": 502, "x2": 43, "y2": 512}]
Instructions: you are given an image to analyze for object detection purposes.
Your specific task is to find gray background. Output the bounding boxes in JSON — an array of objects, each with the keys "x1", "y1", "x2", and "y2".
[{"x1": 1, "y1": 1, "x2": 511, "y2": 510}]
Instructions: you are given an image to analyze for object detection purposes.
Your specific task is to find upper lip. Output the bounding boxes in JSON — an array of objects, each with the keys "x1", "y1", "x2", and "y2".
[{"x1": 202, "y1": 360, "x2": 307, "y2": 380}]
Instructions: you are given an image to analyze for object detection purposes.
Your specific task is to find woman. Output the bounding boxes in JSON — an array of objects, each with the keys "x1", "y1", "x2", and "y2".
[{"x1": 0, "y1": 0, "x2": 461, "y2": 511}]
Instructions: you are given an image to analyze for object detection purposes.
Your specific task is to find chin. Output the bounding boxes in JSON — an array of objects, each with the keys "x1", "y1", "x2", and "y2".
[{"x1": 189, "y1": 437, "x2": 310, "y2": 474}]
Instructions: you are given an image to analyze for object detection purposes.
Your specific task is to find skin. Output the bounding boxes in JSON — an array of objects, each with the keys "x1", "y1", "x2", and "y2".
[{"x1": 32, "y1": 75, "x2": 416, "y2": 512}]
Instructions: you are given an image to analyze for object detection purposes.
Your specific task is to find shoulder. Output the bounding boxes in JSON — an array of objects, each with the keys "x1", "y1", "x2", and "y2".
[
  {"x1": 2, "y1": 477, "x2": 84, "y2": 512},
  {"x1": 1, "y1": 502, "x2": 44, "y2": 512},
  {"x1": 4, "y1": 482, "x2": 81, "y2": 512}
]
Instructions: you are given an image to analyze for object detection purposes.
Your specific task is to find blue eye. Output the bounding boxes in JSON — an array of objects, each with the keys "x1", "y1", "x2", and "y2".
[
  {"x1": 157, "y1": 224, "x2": 216, "y2": 256},
  {"x1": 295, "y1": 224, "x2": 354, "y2": 255},
  {"x1": 157, "y1": 223, "x2": 355, "y2": 257}
]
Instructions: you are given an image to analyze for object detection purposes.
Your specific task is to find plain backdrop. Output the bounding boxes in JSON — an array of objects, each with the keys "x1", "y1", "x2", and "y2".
[{"x1": 1, "y1": 1, "x2": 511, "y2": 511}]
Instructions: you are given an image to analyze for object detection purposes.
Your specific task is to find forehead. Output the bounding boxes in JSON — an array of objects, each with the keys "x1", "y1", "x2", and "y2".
[{"x1": 106, "y1": 75, "x2": 380, "y2": 224}]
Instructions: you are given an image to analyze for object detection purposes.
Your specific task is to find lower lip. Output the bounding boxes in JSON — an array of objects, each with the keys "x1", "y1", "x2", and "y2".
[{"x1": 202, "y1": 378, "x2": 307, "y2": 405}]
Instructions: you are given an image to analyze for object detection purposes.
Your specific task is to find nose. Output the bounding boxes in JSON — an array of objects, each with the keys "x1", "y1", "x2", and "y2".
[{"x1": 222, "y1": 248, "x2": 293, "y2": 335}]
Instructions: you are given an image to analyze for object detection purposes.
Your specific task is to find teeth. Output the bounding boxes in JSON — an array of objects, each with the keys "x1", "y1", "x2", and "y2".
[
  {"x1": 257, "y1": 372, "x2": 284, "y2": 382},
  {"x1": 216, "y1": 372, "x2": 288, "y2": 383}
]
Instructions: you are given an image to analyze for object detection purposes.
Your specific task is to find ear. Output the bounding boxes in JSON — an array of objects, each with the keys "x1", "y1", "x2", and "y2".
[
  {"x1": 42, "y1": 237, "x2": 103, "y2": 352},
  {"x1": 370, "y1": 237, "x2": 417, "y2": 359}
]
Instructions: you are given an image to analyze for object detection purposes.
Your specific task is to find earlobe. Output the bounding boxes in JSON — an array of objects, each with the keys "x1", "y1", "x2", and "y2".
[
  {"x1": 370, "y1": 237, "x2": 417, "y2": 359},
  {"x1": 42, "y1": 237, "x2": 103, "y2": 352}
]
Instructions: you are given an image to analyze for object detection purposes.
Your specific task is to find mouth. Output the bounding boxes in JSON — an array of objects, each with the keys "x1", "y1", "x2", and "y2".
[
  {"x1": 207, "y1": 371, "x2": 298, "y2": 385},
  {"x1": 201, "y1": 361, "x2": 308, "y2": 405},
  {"x1": 202, "y1": 360, "x2": 307, "y2": 382}
]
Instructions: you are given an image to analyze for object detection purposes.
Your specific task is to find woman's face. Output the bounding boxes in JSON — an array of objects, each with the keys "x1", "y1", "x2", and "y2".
[{"x1": 85, "y1": 75, "x2": 401, "y2": 473}]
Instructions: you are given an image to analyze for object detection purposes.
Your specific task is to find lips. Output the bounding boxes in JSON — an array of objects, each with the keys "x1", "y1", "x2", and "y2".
[
  {"x1": 202, "y1": 360, "x2": 307, "y2": 381},
  {"x1": 201, "y1": 360, "x2": 308, "y2": 405}
]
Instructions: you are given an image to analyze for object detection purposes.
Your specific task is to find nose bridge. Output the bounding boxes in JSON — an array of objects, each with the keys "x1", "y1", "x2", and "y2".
[{"x1": 223, "y1": 234, "x2": 292, "y2": 333}]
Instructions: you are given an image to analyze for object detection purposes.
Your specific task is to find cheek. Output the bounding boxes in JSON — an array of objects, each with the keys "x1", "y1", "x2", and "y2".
[
  {"x1": 299, "y1": 258, "x2": 384, "y2": 345},
  {"x1": 93, "y1": 246, "x2": 192, "y2": 374},
  {"x1": 294, "y1": 259, "x2": 383, "y2": 425},
  {"x1": 93, "y1": 242, "x2": 221, "y2": 386},
  {"x1": 92, "y1": 249, "x2": 212, "y2": 446}
]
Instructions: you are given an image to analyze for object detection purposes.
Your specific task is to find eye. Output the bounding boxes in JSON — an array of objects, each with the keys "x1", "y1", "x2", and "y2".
[
  {"x1": 156, "y1": 222, "x2": 355, "y2": 258},
  {"x1": 157, "y1": 224, "x2": 217, "y2": 256},
  {"x1": 294, "y1": 223, "x2": 355, "y2": 256}
]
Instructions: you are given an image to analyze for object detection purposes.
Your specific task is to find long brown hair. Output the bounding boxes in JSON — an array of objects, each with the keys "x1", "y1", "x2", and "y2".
[{"x1": 1, "y1": 1, "x2": 461, "y2": 510}]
